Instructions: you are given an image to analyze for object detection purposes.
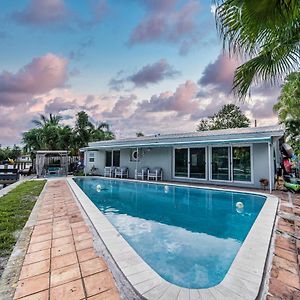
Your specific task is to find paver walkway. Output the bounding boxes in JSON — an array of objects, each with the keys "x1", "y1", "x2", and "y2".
[
  {"x1": 267, "y1": 190, "x2": 300, "y2": 299},
  {"x1": 13, "y1": 180, "x2": 121, "y2": 300}
]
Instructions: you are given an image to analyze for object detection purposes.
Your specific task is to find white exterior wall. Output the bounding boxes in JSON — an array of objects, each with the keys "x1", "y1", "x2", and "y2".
[{"x1": 84, "y1": 141, "x2": 277, "y2": 189}]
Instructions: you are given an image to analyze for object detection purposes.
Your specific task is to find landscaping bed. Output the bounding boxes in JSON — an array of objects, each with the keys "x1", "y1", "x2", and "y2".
[{"x1": 0, "y1": 180, "x2": 46, "y2": 278}]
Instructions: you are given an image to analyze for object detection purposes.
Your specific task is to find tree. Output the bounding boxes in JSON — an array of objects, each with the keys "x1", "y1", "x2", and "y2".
[
  {"x1": 274, "y1": 72, "x2": 300, "y2": 152},
  {"x1": 136, "y1": 132, "x2": 144, "y2": 137},
  {"x1": 22, "y1": 111, "x2": 115, "y2": 153},
  {"x1": 197, "y1": 104, "x2": 250, "y2": 131},
  {"x1": 33, "y1": 114, "x2": 62, "y2": 128},
  {"x1": 215, "y1": 0, "x2": 300, "y2": 99}
]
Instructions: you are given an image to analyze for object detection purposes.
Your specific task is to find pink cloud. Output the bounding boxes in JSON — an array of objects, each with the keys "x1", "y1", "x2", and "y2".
[
  {"x1": 103, "y1": 95, "x2": 137, "y2": 118},
  {"x1": 12, "y1": 0, "x2": 68, "y2": 26},
  {"x1": 137, "y1": 80, "x2": 199, "y2": 115},
  {"x1": 0, "y1": 53, "x2": 69, "y2": 106},
  {"x1": 198, "y1": 53, "x2": 240, "y2": 92},
  {"x1": 110, "y1": 59, "x2": 180, "y2": 90},
  {"x1": 129, "y1": 0, "x2": 201, "y2": 55}
]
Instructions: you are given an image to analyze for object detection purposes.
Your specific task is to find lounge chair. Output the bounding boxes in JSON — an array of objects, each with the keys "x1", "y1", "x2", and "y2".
[
  {"x1": 148, "y1": 167, "x2": 163, "y2": 181},
  {"x1": 104, "y1": 166, "x2": 115, "y2": 177},
  {"x1": 115, "y1": 167, "x2": 129, "y2": 178},
  {"x1": 135, "y1": 167, "x2": 149, "y2": 180}
]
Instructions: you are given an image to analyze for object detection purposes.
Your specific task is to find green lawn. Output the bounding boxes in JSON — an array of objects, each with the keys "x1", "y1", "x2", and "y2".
[{"x1": 0, "y1": 180, "x2": 46, "y2": 257}]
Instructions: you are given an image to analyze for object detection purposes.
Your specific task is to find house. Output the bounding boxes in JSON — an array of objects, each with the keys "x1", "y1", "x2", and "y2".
[{"x1": 82, "y1": 125, "x2": 284, "y2": 191}]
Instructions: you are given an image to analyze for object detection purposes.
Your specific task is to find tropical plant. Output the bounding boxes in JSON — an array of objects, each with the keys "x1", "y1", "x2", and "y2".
[
  {"x1": 22, "y1": 111, "x2": 115, "y2": 154},
  {"x1": 136, "y1": 132, "x2": 144, "y2": 137},
  {"x1": 0, "y1": 145, "x2": 22, "y2": 162},
  {"x1": 215, "y1": 0, "x2": 300, "y2": 99},
  {"x1": 73, "y1": 111, "x2": 115, "y2": 149},
  {"x1": 274, "y1": 72, "x2": 300, "y2": 152},
  {"x1": 197, "y1": 104, "x2": 250, "y2": 131}
]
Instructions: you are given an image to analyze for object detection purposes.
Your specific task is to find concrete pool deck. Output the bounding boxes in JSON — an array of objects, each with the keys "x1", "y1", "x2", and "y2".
[{"x1": 2, "y1": 178, "x2": 300, "y2": 299}]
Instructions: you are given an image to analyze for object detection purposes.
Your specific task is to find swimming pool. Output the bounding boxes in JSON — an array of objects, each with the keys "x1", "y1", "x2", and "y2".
[{"x1": 73, "y1": 177, "x2": 266, "y2": 289}]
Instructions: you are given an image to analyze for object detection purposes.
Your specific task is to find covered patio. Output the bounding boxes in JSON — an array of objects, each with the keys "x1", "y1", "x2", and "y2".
[{"x1": 35, "y1": 150, "x2": 68, "y2": 178}]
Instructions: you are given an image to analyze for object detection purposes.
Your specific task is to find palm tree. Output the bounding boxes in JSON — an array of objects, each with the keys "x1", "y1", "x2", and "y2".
[
  {"x1": 32, "y1": 114, "x2": 62, "y2": 128},
  {"x1": 215, "y1": 0, "x2": 300, "y2": 99}
]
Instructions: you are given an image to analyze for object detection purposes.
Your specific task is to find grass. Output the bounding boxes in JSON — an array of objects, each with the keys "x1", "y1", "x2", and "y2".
[{"x1": 0, "y1": 180, "x2": 46, "y2": 257}]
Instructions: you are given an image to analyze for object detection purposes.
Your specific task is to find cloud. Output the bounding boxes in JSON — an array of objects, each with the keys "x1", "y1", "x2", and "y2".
[
  {"x1": 136, "y1": 80, "x2": 199, "y2": 115},
  {"x1": 69, "y1": 37, "x2": 95, "y2": 61},
  {"x1": 129, "y1": 0, "x2": 201, "y2": 55},
  {"x1": 109, "y1": 59, "x2": 180, "y2": 90},
  {"x1": 44, "y1": 97, "x2": 77, "y2": 114},
  {"x1": 102, "y1": 95, "x2": 137, "y2": 118},
  {"x1": 0, "y1": 53, "x2": 69, "y2": 106},
  {"x1": 81, "y1": 0, "x2": 109, "y2": 28},
  {"x1": 198, "y1": 53, "x2": 240, "y2": 93},
  {"x1": 11, "y1": 0, "x2": 109, "y2": 29},
  {"x1": 12, "y1": 0, "x2": 69, "y2": 27}
]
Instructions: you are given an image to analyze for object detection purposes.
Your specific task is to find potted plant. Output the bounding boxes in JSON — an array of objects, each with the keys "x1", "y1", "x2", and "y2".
[{"x1": 259, "y1": 178, "x2": 269, "y2": 190}]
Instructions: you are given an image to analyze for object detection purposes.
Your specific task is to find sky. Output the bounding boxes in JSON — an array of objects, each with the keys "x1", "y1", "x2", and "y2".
[{"x1": 0, "y1": 0, "x2": 280, "y2": 146}]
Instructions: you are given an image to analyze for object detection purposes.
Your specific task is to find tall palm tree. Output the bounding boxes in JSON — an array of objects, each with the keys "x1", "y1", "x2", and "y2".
[
  {"x1": 215, "y1": 0, "x2": 300, "y2": 99},
  {"x1": 32, "y1": 114, "x2": 62, "y2": 128}
]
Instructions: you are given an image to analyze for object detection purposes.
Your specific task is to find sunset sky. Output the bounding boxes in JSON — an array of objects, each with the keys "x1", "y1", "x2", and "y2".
[{"x1": 0, "y1": 0, "x2": 280, "y2": 146}]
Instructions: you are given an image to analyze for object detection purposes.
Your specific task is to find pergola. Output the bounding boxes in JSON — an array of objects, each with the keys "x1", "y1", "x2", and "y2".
[{"x1": 35, "y1": 150, "x2": 68, "y2": 178}]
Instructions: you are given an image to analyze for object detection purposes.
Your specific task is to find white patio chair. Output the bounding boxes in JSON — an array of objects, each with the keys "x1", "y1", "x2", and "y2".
[
  {"x1": 104, "y1": 166, "x2": 115, "y2": 177},
  {"x1": 115, "y1": 167, "x2": 129, "y2": 178},
  {"x1": 135, "y1": 167, "x2": 149, "y2": 180},
  {"x1": 148, "y1": 167, "x2": 163, "y2": 181}
]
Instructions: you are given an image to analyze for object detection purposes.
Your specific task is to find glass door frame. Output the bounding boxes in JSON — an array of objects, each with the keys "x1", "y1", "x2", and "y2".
[
  {"x1": 209, "y1": 144, "x2": 254, "y2": 184},
  {"x1": 173, "y1": 146, "x2": 207, "y2": 180}
]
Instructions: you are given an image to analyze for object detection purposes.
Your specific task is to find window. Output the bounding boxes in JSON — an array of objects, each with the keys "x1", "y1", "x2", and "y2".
[
  {"x1": 233, "y1": 146, "x2": 251, "y2": 182},
  {"x1": 175, "y1": 148, "x2": 188, "y2": 177},
  {"x1": 105, "y1": 150, "x2": 120, "y2": 167},
  {"x1": 211, "y1": 147, "x2": 230, "y2": 181},
  {"x1": 88, "y1": 152, "x2": 95, "y2": 163}
]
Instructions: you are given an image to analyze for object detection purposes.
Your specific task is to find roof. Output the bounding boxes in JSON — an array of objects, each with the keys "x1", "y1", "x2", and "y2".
[
  {"x1": 35, "y1": 150, "x2": 68, "y2": 154},
  {"x1": 84, "y1": 125, "x2": 284, "y2": 150}
]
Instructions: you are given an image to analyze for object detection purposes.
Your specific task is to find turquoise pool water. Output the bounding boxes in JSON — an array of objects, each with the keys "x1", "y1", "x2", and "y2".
[{"x1": 74, "y1": 178, "x2": 266, "y2": 289}]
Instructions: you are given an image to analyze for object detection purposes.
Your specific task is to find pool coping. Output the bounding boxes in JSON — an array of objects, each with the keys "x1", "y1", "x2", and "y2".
[{"x1": 67, "y1": 176, "x2": 278, "y2": 300}]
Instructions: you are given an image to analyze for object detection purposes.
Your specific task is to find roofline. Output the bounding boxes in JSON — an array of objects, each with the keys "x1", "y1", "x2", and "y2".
[
  {"x1": 88, "y1": 125, "x2": 284, "y2": 148},
  {"x1": 81, "y1": 136, "x2": 273, "y2": 151}
]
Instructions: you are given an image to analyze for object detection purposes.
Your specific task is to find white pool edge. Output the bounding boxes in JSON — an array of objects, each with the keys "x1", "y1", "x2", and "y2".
[{"x1": 67, "y1": 177, "x2": 278, "y2": 300}]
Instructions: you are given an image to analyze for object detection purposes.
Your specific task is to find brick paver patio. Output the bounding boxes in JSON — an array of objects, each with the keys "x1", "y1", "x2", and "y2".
[
  {"x1": 267, "y1": 191, "x2": 300, "y2": 299},
  {"x1": 13, "y1": 180, "x2": 121, "y2": 300}
]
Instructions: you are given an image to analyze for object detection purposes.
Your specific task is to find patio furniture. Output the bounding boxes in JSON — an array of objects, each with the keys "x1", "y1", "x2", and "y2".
[
  {"x1": 135, "y1": 167, "x2": 149, "y2": 180},
  {"x1": 115, "y1": 167, "x2": 129, "y2": 178},
  {"x1": 19, "y1": 166, "x2": 32, "y2": 176},
  {"x1": 148, "y1": 167, "x2": 163, "y2": 181},
  {"x1": 104, "y1": 166, "x2": 116, "y2": 177}
]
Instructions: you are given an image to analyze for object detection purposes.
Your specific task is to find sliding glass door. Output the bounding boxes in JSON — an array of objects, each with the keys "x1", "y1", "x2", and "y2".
[
  {"x1": 174, "y1": 146, "x2": 252, "y2": 182},
  {"x1": 175, "y1": 148, "x2": 188, "y2": 177},
  {"x1": 211, "y1": 147, "x2": 230, "y2": 180},
  {"x1": 210, "y1": 146, "x2": 252, "y2": 182},
  {"x1": 233, "y1": 146, "x2": 251, "y2": 182},
  {"x1": 174, "y1": 147, "x2": 206, "y2": 179},
  {"x1": 190, "y1": 148, "x2": 206, "y2": 179}
]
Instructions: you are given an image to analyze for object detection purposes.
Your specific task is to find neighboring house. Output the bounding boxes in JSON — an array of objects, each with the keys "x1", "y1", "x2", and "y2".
[
  {"x1": 82, "y1": 125, "x2": 284, "y2": 191},
  {"x1": 17, "y1": 155, "x2": 32, "y2": 163}
]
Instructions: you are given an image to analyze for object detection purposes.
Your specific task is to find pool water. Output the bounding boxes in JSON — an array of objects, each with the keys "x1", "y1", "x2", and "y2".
[{"x1": 74, "y1": 178, "x2": 266, "y2": 289}]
